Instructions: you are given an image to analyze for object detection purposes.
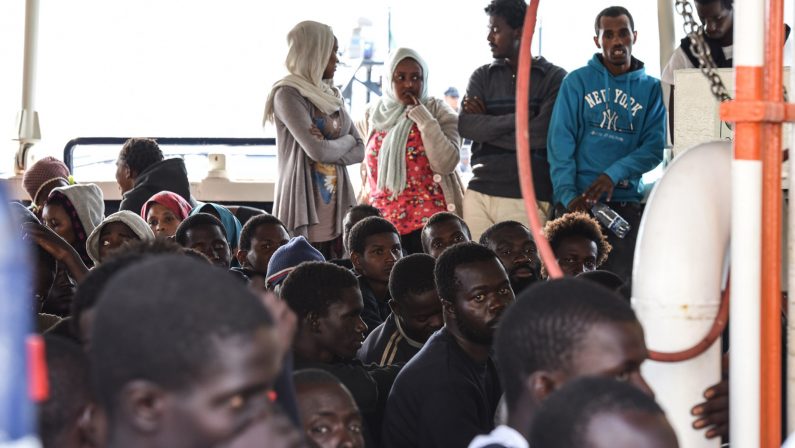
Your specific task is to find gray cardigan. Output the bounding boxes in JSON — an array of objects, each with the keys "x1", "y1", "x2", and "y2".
[
  {"x1": 272, "y1": 86, "x2": 364, "y2": 238},
  {"x1": 358, "y1": 98, "x2": 465, "y2": 216}
]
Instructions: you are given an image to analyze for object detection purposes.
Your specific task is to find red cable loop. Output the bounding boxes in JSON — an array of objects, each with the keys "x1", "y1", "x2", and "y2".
[
  {"x1": 647, "y1": 280, "x2": 730, "y2": 362},
  {"x1": 516, "y1": 0, "x2": 562, "y2": 279},
  {"x1": 515, "y1": 0, "x2": 728, "y2": 361}
]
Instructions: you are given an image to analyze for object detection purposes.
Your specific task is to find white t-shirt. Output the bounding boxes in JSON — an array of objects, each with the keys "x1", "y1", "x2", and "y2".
[
  {"x1": 661, "y1": 45, "x2": 734, "y2": 85},
  {"x1": 468, "y1": 425, "x2": 529, "y2": 448}
]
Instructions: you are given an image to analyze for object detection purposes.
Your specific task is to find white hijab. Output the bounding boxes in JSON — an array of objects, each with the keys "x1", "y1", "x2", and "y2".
[
  {"x1": 263, "y1": 21, "x2": 344, "y2": 124},
  {"x1": 369, "y1": 47, "x2": 432, "y2": 198}
]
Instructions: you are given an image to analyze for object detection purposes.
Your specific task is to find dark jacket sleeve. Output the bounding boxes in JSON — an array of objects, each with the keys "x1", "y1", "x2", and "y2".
[{"x1": 458, "y1": 66, "x2": 517, "y2": 147}]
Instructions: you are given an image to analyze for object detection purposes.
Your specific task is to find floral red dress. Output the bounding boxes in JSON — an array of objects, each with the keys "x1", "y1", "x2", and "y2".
[{"x1": 366, "y1": 124, "x2": 447, "y2": 235}]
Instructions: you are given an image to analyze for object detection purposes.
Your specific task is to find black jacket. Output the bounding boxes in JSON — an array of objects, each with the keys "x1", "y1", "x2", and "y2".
[
  {"x1": 357, "y1": 313, "x2": 424, "y2": 366},
  {"x1": 358, "y1": 275, "x2": 391, "y2": 336},
  {"x1": 119, "y1": 158, "x2": 197, "y2": 213}
]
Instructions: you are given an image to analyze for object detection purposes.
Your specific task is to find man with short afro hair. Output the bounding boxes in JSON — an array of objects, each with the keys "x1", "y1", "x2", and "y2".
[
  {"x1": 116, "y1": 137, "x2": 196, "y2": 213},
  {"x1": 480, "y1": 220, "x2": 541, "y2": 293},
  {"x1": 420, "y1": 211, "x2": 471, "y2": 258},
  {"x1": 282, "y1": 261, "x2": 400, "y2": 446},
  {"x1": 348, "y1": 217, "x2": 403, "y2": 333},
  {"x1": 234, "y1": 213, "x2": 290, "y2": 279},
  {"x1": 542, "y1": 211, "x2": 611, "y2": 278},
  {"x1": 174, "y1": 213, "x2": 233, "y2": 269},
  {"x1": 90, "y1": 255, "x2": 284, "y2": 448}
]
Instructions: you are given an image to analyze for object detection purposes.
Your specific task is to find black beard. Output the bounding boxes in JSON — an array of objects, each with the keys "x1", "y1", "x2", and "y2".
[
  {"x1": 456, "y1": 311, "x2": 494, "y2": 346},
  {"x1": 510, "y1": 275, "x2": 537, "y2": 294}
]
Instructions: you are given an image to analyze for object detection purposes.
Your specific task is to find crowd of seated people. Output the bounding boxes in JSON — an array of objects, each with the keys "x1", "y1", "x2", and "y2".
[{"x1": 14, "y1": 0, "x2": 750, "y2": 446}]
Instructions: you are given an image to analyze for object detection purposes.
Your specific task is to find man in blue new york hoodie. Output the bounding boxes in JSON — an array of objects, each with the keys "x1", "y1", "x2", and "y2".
[{"x1": 547, "y1": 6, "x2": 666, "y2": 282}]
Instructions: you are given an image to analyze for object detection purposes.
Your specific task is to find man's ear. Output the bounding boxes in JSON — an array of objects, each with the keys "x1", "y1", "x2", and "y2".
[
  {"x1": 76, "y1": 402, "x2": 104, "y2": 448},
  {"x1": 235, "y1": 249, "x2": 249, "y2": 267},
  {"x1": 527, "y1": 370, "x2": 566, "y2": 403},
  {"x1": 306, "y1": 311, "x2": 322, "y2": 334},
  {"x1": 124, "y1": 165, "x2": 136, "y2": 181},
  {"x1": 593, "y1": 35, "x2": 601, "y2": 49},
  {"x1": 119, "y1": 380, "x2": 168, "y2": 434},
  {"x1": 441, "y1": 299, "x2": 456, "y2": 319},
  {"x1": 351, "y1": 251, "x2": 362, "y2": 271},
  {"x1": 512, "y1": 26, "x2": 522, "y2": 42},
  {"x1": 632, "y1": 30, "x2": 638, "y2": 44}
]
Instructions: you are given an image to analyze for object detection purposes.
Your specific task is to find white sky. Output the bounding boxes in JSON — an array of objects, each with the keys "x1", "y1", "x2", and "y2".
[{"x1": 0, "y1": 0, "x2": 792, "y2": 178}]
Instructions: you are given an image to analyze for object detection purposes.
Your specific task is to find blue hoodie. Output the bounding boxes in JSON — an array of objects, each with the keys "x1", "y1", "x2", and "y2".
[{"x1": 547, "y1": 54, "x2": 666, "y2": 207}]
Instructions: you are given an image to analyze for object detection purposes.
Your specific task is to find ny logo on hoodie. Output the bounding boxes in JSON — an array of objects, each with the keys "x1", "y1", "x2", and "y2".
[{"x1": 600, "y1": 109, "x2": 619, "y2": 131}]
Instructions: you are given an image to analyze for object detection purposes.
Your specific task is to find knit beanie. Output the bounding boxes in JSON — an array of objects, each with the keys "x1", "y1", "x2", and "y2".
[
  {"x1": 265, "y1": 236, "x2": 324, "y2": 287},
  {"x1": 86, "y1": 211, "x2": 156, "y2": 265},
  {"x1": 49, "y1": 184, "x2": 105, "y2": 237},
  {"x1": 141, "y1": 191, "x2": 194, "y2": 222},
  {"x1": 22, "y1": 157, "x2": 72, "y2": 203}
]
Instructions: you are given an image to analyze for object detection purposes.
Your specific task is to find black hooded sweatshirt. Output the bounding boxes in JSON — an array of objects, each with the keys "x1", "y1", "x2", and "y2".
[{"x1": 118, "y1": 158, "x2": 197, "y2": 213}]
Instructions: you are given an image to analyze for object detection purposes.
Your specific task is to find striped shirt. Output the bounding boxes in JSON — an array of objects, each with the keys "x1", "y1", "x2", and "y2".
[{"x1": 357, "y1": 313, "x2": 424, "y2": 366}]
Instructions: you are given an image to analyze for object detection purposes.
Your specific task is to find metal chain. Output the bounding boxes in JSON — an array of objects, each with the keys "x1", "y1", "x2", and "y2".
[{"x1": 674, "y1": 0, "x2": 733, "y2": 102}]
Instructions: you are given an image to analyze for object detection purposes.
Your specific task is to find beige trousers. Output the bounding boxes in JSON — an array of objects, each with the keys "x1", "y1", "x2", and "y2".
[{"x1": 463, "y1": 189, "x2": 551, "y2": 241}]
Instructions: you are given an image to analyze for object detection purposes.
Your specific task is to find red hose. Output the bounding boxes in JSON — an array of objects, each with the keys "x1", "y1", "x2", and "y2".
[
  {"x1": 647, "y1": 280, "x2": 730, "y2": 362},
  {"x1": 515, "y1": 0, "x2": 728, "y2": 362},
  {"x1": 516, "y1": 0, "x2": 562, "y2": 279}
]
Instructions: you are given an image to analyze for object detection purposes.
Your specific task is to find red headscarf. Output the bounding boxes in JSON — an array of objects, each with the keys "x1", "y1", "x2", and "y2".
[{"x1": 141, "y1": 191, "x2": 193, "y2": 222}]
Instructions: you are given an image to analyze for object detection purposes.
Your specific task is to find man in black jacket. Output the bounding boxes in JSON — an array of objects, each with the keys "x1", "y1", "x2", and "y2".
[{"x1": 115, "y1": 138, "x2": 196, "y2": 213}]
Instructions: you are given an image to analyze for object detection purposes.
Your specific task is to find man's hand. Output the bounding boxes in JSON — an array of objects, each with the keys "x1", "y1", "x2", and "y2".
[
  {"x1": 23, "y1": 222, "x2": 89, "y2": 283},
  {"x1": 582, "y1": 174, "x2": 614, "y2": 206},
  {"x1": 567, "y1": 196, "x2": 590, "y2": 212},
  {"x1": 691, "y1": 379, "x2": 728, "y2": 439},
  {"x1": 691, "y1": 353, "x2": 729, "y2": 439},
  {"x1": 462, "y1": 95, "x2": 486, "y2": 114},
  {"x1": 23, "y1": 223, "x2": 79, "y2": 263}
]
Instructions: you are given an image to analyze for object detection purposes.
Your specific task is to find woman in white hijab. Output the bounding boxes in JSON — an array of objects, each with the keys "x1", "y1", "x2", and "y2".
[
  {"x1": 358, "y1": 48, "x2": 463, "y2": 254},
  {"x1": 264, "y1": 21, "x2": 364, "y2": 259}
]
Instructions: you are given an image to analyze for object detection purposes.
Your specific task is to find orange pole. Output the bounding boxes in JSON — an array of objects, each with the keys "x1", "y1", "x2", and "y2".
[{"x1": 762, "y1": 0, "x2": 784, "y2": 443}]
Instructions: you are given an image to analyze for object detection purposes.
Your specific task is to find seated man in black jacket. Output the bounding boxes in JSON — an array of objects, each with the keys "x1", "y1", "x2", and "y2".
[
  {"x1": 349, "y1": 217, "x2": 403, "y2": 333},
  {"x1": 382, "y1": 243, "x2": 514, "y2": 448},
  {"x1": 282, "y1": 261, "x2": 401, "y2": 446},
  {"x1": 115, "y1": 138, "x2": 196, "y2": 213},
  {"x1": 357, "y1": 254, "x2": 443, "y2": 366}
]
